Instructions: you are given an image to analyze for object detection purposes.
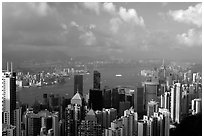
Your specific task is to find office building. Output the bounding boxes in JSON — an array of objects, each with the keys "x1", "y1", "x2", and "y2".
[
  {"x1": 95, "y1": 110, "x2": 103, "y2": 126},
  {"x1": 175, "y1": 83, "x2": 182, "y2": 123},
  {"x1": 59, "y1": 119, "x2": 65, "y2": 136},
  {"x1": 147, "y1": 100, "x2": 158, "y2": 117},
  {"x1": 2, "y1": 124, "x2": 16, "y2": 136},
  {"x1": 111, "y1": 88, "x2": 120, "y2": 111},
  {"x1": 134, "y1": 87, "x2": 144, "y2": 116},
  {"x1": 181, "y1": 91, "x2": 189, "y2": 118},
  {"x1": 158, "y1": 108, "x2": 170, "y2": 136},
  {"x1": 192, "y1": 98, "x2": 202, "y2": 115},
  {"x1": 143, "y1": 82, "x2": 159, "y2": 110},
  {"x1": 71, "y1": 91, "x2": 83, "y2": 106},
  {"x1": 74, "y1": 75, "x2": 83, "y2": 96},
  {"x1": 65, "y1": 105, "x2": 74, "y2": 136},
  {"x1": 78, "y1": 109, "x2": 103, "y2": 136},
  {"x1": 2, "y1": 63, "x2": 16, "y2": 126},
  {"x1": 119, "y1": 101, "x2": 131, "y2": 117},
  {"x1": 138, "y1": 120, "x2": 146, "y2": 136},
  {"x1": 93, "y1": 70, "x2": 101, "y2": 89},
  {"x1": 105, "y1": 108, "x2": 138, "y2": 136},
  {"x1": 24, "y1": 111, "x2": 41, "y2": 136},
  {"x1": 47, "y1": 129, "x2": 54, "y2": 136},
  {"x1": 103, "y1": 88, "x2": 112, "y2": 109},
  {"x1": 170, "y1": 86, "x2": 176, "y2": 122},
  {"x1": 42, "y1": 93, "x2": 49, "y2": 109},
  {"x1": 89, "y1": 89, "x2": 103, "y2": 111},
  {"x1": 52, "y1": 112, "x2": 59, "y2": 136},
  {"x1": 14, "y1": 107, "x2": 22, "y2": 136},
  {"x1": 65, "y1": 92, "x2": 84, "y2": 136},
  {"x1": 170, "y1": 83, "x2": 182, "y2": 123}
]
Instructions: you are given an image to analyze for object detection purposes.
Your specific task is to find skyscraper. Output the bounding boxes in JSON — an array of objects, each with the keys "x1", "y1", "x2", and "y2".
[
  {"x1": 78, "y1": 109, "x2": 103, "y2": 136},
  {"x1": 143, "y1": 82, "x2": 159, "y2": 111},
  {"x1": 65, "y1": 105, "x2": 74, "y2": 136},
  {"x1": 93, "y1": 70, "x2": 101, "y2": 89},
  {"x1": 74, "y1": 75, "x2": 83, "y2": 96},
  {"x1": 134, "y1": 87, "x2": 144, "y2": 116},
  {"x1": 175, "y1": 83, "x2": 182, "y2": 123},
  {"x1": 24, "y1": 112, "x2": 41, "y2": 136},
  {"x1": 89, "y1": 89, "x2": 103, "y2": 111},
  {"x1": 147, "y1": 100, "x2": 158, "y2": 117},
  {"x1": 2, "y1": 62, "x2": 16, "y2": 126},
  {"x1": 14, "y1": 107, "x2": 22, "y2": 136},
  {"x1": 103, "y1": 87, "x2": 112, "y2": 109},
  {"x1": 67, "y1": 92, "x2": 84, "y2": 136},
  {"x1": 2, "y1": 124, "x2": 16, "y2": 136},
  {"x1": 191, "y1": 98, "x2": 202, "y2": 115},
  {"x1": 111, "y1": 88, "x2": 119, "y2": 111}
]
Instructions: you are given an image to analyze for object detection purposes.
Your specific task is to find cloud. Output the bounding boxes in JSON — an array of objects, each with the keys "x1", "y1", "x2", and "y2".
[
  {"x1": 118, "y1": 7, "x2": 145, "y2": 27},
  {"x1": 70, "y1": 21, "x2": 79, "y2": 27},
  {"x1": 69, "y1": 21, "x2": 97, "y2": 46},
  {"x1": 103, "y1": 2, "x2": 116, "y2": 14},
  {"x1": 168, "y1": 3, "x2": 202, "y2": 27},
  {"x1": 89, "y1": 24, "x2": 96, "y2": 30},
  {"x1": 83, "y1": 2, "x2": 100, "y2": 15},
  {"x1": 161, "y1": 2, "x2": 168, "y2": 7},
  {"x1": 110, "y1": 18, "x2": 122, "y2": 34},
  {"x1": 3, "y1": 2, "x2": 64, "y2": 49},
  {"x1": 27, "y1": 2, "x2": 51, "y2": 16},
  {"x1": 176, "y1": 28, "x2": 202, "y2": 47},
  {"x1": 79, "y1": 31, "x2": 96, "y2": 46}
]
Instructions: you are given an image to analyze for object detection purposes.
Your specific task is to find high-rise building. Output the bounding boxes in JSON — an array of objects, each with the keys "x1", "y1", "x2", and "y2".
[
  {"x1": 103, "y1": 88, "x2": 112, "y2": 109},
  {"x1": 143, "y1": 82, "x2": 159, "y2": 110},
  {"x1": 59, "y1": 119, "x2": 65, "y2": 136},
  {"x1": 95, "y1": 110, "x2": 103, "y2": 126},
  {"x1": 2, "y1": 124, "x2": 16, "y2": 136},
  {"x1": 175, "y1": 83, "x2": 182, "y2": 123},
  {"x1": 65, "y1": 92, "x2": 84, "y2": 136},
  {"x1": 65, "y1": 105, "x2": 74, "y2": 136},
  {"x1": 47, "y1": 129, "x2": 54, "y2": 136},
  {"x1": 181, "y1": 90, "x2": 189, "y2": 119},
  {"x1": 52, "y1": 112, "x2": 59, "y2": 136},
  {"x1": 158, "y1": 108, "x2": 170, "y2": 136},
  {"x1": 191, "y1": 98, "x2": 202, "y2": 115},
  {"x1": 89, "y1": 89, "x2": 103, "y2": 111},
  {"x1": 14, "y1": 107, "x2": 22, "y2": 136},
  {"x1": 119, "y1": 101, "x2": 130, "y2": 117},
  {"x1": 74, "y1": 75, "x2": 83, "y2": 96},
  {"x1": 78, "y1": 109, "x2": 103, "y2": 136},
  {"x1": 2, "y1": 63, "x2": 16, "y2": 126},
  {"x1": 138, "y1": 120, "x2": 146, "y2": 136},
  {"x1": 134, "y1": 87, "x2": 144, "y2": 116},
  {"x1": 111, "y1": 88, "x2": 120, "y2": 111},
  {"x1": 93, "y1": 70, "x2": 101, "y2": 89},
  {"x1": 106, "y1": 108, "x2": 138, "y2": 136},
  {"x1": 42, "y1": 93, "x2": 49, "y2": 109},
  {"x1": 164, "y1": 92, "x2": 171, "y2": 110},
  {"x1": 147, "y1": 100, "x2": 158, "y2": 117},
  {"x1": 24, "y1": 112, "x2": 41, "y2": 136},
  {"x1": 71, "y1": 92, "x2": 83, "y2": 106}
]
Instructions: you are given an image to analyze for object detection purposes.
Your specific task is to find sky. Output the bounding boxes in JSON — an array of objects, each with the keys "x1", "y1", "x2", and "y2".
[{"x1": 2, "y1": 2, "x2": 202, "y2": 63}]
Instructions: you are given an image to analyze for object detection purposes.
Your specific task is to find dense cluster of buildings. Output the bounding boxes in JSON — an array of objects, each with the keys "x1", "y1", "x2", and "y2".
[{"x1": 2, "y1": 61, "x2": 202, "y2": 136}]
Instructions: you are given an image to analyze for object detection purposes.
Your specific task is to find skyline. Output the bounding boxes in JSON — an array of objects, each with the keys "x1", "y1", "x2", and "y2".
[{"x1": 2, "y1": 2, "x2": 202, "y2": 64}]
